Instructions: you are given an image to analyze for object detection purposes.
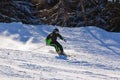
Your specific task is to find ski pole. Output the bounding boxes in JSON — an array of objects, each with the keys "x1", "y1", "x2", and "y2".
[{"x1": 31, "y1": 45, "x2": 45, "y2": 52}]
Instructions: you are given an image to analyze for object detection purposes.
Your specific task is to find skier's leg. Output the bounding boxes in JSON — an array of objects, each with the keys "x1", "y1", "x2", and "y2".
[
  {"x1": 55, "y1": 42, "x2": 64, "y2": 54},
  {"x1": 50, "y1": 41, "x2": 65, "y2": 55},
  {"x1": 50, "y1": 42, "x2": 60, "y2": 53}
]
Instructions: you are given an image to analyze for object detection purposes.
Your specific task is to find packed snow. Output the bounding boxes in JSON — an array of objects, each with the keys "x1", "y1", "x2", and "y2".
[{"x1": 0, "y1": 22, "x2": 120, "y2": 80}]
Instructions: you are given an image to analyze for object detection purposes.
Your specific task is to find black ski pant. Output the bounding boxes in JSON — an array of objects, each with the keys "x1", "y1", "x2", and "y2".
[{"x1": 50, "y1": 41, "x2": 64, "y2": 53}]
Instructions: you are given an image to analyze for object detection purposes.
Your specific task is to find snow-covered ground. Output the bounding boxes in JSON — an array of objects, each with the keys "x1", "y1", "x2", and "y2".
[{"x1": 0, "y1": 22, "x2": 120, "y2": 80}]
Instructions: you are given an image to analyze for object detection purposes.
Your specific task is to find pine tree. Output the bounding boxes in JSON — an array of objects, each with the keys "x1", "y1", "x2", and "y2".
[{"x1": 80, "y1": 0, "x2": 87, "y2": 26}]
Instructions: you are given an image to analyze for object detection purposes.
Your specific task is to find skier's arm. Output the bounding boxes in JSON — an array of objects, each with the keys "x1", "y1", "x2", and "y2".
[{"x1": 58, "y1": 34, "x2": 66, "y2": 42}]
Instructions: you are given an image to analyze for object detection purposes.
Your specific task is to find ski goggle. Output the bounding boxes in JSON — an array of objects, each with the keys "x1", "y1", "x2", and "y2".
[{"x1": 55, "y1": 31, "x2": 59, "y2": 34}]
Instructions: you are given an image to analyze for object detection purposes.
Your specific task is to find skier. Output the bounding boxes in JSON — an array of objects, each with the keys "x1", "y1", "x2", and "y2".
[{"x1": 45, "y1": 28, "x2": 66, "y2": 55}]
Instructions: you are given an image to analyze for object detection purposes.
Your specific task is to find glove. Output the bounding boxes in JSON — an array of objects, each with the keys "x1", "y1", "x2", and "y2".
[
  {"x1": 63, "y1": 39, "x2": 67, "y2": 42},
  {"x1": 46, "y1": 43, "x2": 48, "y2": 46}
]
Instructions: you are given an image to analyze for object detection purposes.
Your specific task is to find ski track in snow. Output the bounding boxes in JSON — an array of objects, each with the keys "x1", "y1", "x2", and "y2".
[{"x1": 0, "y1": 22, "x2": 120, "y2": 80}]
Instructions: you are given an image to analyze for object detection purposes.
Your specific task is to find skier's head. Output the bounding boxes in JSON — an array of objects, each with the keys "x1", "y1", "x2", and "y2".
[{"x1": 53, "y1": 28, "x2": 59, "y2": 33}]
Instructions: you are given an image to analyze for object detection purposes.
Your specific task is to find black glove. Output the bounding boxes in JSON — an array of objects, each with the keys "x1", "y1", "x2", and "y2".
[
  {"x1": 46, "y1": 43, "x2": 48, "y2": 46},
  {"x1": 63, "y1": 39, "x2": 67, "y2": 42}
]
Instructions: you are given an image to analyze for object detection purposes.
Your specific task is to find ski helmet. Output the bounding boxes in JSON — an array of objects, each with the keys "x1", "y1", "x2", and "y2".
[{"x1": 53, "y1": 28, "x2": 59, "y2": 33}]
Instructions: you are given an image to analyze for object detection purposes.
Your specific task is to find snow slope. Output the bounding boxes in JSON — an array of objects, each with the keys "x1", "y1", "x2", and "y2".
[{"x1": 0, "y1": 22, "x2": 120, "y2": 80}]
